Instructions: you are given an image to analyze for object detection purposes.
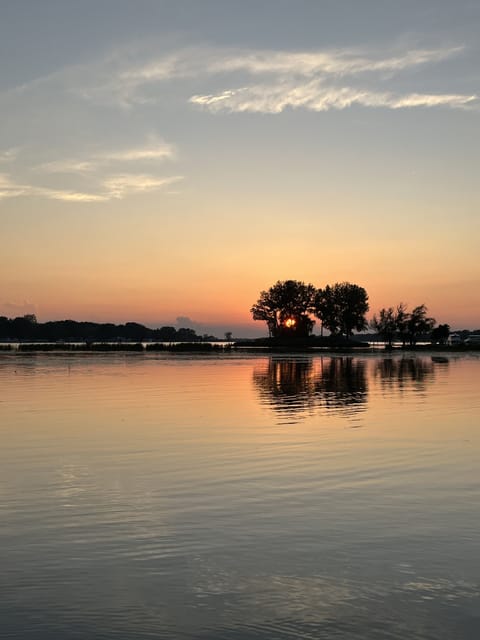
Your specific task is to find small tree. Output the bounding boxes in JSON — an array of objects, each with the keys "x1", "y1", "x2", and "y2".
[
  {"x1": 395, "y1": 303, "x2": 409, "y2": 347},
  {"x1": 431, "y1": 324, "x2": 450, "y2": 345},
  {"x1": 251, "y1": 280, "x2": 316, "y2": 339},
  {"x1": 315, "y1": 282, "x2": 369, "y2": 339},
  {"x1": 156, "y1": 326, "x2": 177, "y2": 341},
  {"x1": 371, "y1": 303, "x2": 435, "y2": 348},
  {"x1": 406, "y1": 305, "x2": 435, "y2": 346},
  {"x1": 370, "y1": 307, "x2": 398, "y2": 348},
  {"x1": 177, "y1": 327, "x2": 200, "y2": 342}
]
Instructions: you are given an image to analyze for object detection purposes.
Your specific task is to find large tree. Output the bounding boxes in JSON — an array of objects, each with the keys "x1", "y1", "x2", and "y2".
[
  {"x1": 251, "y1": 280, "x2": 316, "y2": 338},
  {"x1": 315, "y1": 282, "x2": 369, "y2": 339}
]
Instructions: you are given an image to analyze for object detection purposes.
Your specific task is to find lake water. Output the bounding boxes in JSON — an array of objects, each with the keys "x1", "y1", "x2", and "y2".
[{"x1": 1, "y1": 352, "x2": 479, "y2": 639}]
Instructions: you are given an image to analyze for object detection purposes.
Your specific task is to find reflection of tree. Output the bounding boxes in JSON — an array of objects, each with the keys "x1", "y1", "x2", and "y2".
[
  {"x1": 374, "y1": 357, "x2": 435, "y2": 392},
  {"x1": 253, "y1": 359, "x2": 317, "y2": 419},
  {"x1": 253, "y1": 357, "x2": 368, "y2": 422},
  {"x1": 319, "y1": 358, "x2": 368, "y2": 409}
]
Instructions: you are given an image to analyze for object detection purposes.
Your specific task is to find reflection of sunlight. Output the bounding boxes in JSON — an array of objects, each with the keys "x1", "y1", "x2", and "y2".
[
  {"x1": 190, "y1": 564, "x2": 353, "y2": 623},
  {"x1": 189, "y1": 560, "x2": 480, "y2": 632},
  {"x1": 55, "y1": 464, "x2": 91, "y2": 507},
  {"x1": 400, "y1": 578, "x2": 480, "y2": 601}
]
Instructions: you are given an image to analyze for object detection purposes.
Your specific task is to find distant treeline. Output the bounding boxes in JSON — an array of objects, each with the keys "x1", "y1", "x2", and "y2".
[{"x1": 0, "y1": 315, "x2": 219, "y2": 342}]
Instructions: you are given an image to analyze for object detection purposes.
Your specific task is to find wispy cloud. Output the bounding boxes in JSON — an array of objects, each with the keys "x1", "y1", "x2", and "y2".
[
  {"x1": 95, "y1": 43, "x2": 471, "y2": 111},
  {"x1": 206, "y1": 46, "x2": 464, "y2": 77},
  {"x1": 0, "y1": 173, "x2": 29, "y2": 199},
  {"x1": 0, "y1": 136, "x2": 181, "y2": 204},
  {"x1": 34, "y1": 187, "x2": 108, "y2": 202},
  {"x1": 103, "y1": 145, "x2": 173, "y2": 162},
  {"x1": 0, "y1": 171, "x2": 182, "y2": 203},
  {"x1": 0, "y1": 174, "x2": 107, "y2": 202},
  {"x1": 36, "y1": 140, "x2": 174, "y2": 174},
  {"x1": 36, "y1": 160, "x2": 96, "y2": 174},
  {"x1": 184, "y1": 44, "x2": 478, "y2": 114},
  {"x1": 112, "y1": 45, "x2": 463, "y2": 88},
  {"x1": 1, "y1": 41, "x2": 473, "y2": 115},
  {"x1": 190, "y1": 81, "x2": 478, "y2": 114},
  {"x1": 102, "y1": 174, "x2": 183, "y2": 199}
]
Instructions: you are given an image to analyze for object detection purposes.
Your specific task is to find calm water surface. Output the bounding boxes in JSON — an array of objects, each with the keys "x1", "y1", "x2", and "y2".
[{"x1": 1, "y1": 352, "x2": 479, "y2": 639}]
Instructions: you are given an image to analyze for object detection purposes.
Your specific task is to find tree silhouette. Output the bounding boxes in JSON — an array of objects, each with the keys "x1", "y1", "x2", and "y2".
[
  {"x1": 370, "y1": 307, "x2": 398, "y2": 348},
  {"x1": 431, "y1": 324, "x2": 450, "y2": 345},
  {"x1": 251, "y1": 280, "x2": 316, "y2": 339},
  {"x1": 406, "y1": 305, "x2": 435, "y2": 346},
  {"x1": 371, "y1": 303, "x2": 435, "y2": 347},
  {"x1": 315, "y1": 282, "x2": 369, "y2": 339}
]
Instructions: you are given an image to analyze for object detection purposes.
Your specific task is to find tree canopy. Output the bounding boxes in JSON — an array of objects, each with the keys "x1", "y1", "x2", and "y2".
[
  {"x1": 250, "y1": 280, "x2": 316, "y2": 338},
  {"x1": 314, "y1": 282, "x2": 369, "y2": 338},
  {"x1": 371, "y1": 303, "x2": 436, "y2": 347},
  {"x1": 251, "y1": 279, "x2": 369, "y2": 340},
  {"x1": 406, "y1": 305, "x2": 436, "y2": 345},
  {"x1": 370, "y1": 307, "x2": 400, "y2": 348}
]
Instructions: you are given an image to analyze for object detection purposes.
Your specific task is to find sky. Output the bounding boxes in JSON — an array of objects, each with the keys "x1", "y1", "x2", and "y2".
[{"x1": 1, "y1": 0, "x2": 479, "y2": 336}]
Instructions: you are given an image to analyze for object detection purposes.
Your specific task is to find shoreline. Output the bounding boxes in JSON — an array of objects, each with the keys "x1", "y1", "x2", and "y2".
[{"x1": 1, "y1": 342, "x2": 479, "y2": 355}]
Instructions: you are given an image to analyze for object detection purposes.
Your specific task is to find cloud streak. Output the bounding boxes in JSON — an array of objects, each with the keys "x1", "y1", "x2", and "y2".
[
  {"x1": 0, "y1": 173, "x2": 29, "y2": 199},
  {"x1": 0, "y1": 174, "x2": 107, "y2": 202},
  {"x1": 184, "y1": 44, "x2": 477, "y2": 115},
  {"x1": 114, "y1": 45, "x2": 463, "y2": 87},
  {"x1": 102, "y1": 174, "x2": 182, "y2": 199},
  {"x1": 0, "y1": 137, "x2": 181, "y2": 204},
  {"x1": 1, "y1": 41, "x2": 473, "y2": 115},
  {"x1": 99, "y1": 43, "x2": 472, "y2": 112},
  {"x1": 206, "y1": 46, "x2": 464, "y2": 78},
  {"x1": 0, "y1": 171, "x2": 182, "y2": 203},
  {"x1": 36, "y1": 140, "x2": 175, "y2": 174},
  {"x1": 190, "y1": 81, "x2": 478, "y2": 114}
]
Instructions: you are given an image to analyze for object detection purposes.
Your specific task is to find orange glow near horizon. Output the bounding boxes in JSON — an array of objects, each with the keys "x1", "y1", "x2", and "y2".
[
  {"x1": 1, "y1": 194, "x2": 479, "y2": 330},
  {"x1": 1, "y1": 280, "x2": 479, "y2": 332}
]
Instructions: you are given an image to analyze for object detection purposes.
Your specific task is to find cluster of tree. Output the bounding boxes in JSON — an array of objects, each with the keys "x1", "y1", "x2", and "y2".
[
  {"x1": 250, "y1": 280, "x2": 463, "y2": 348},
  {"x1": 370, "y1": 304, "x2": 438, "y2": 347},
  {"x1": 0, "y1": 315, "x2": 219, "y2": 342},
  {"x1": 251, "y1": 280, "x2": 369, "y2": 340}
]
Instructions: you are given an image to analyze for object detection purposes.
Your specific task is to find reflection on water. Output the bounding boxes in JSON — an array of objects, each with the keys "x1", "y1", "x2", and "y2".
[
  {"x1": 253, "y1": 356, "x2": 443, "y2": 423},
  {"x1": 253, "y1": 357, "x2": 368, "y2": 421},
  {"x1": 320, "y1": 356, "x2": 368, "y2": 409},
  {"x1": 374, "y1": 356, "x2": 436, "y2": 392},
  {"x1": 1, "y1": 352, "x2": 480, "y2": 639}
]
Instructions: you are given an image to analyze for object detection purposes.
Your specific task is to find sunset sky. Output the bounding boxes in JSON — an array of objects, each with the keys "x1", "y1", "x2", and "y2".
[{"x1": 1, "y1": 0, "x2": 479, "y2": 336}]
